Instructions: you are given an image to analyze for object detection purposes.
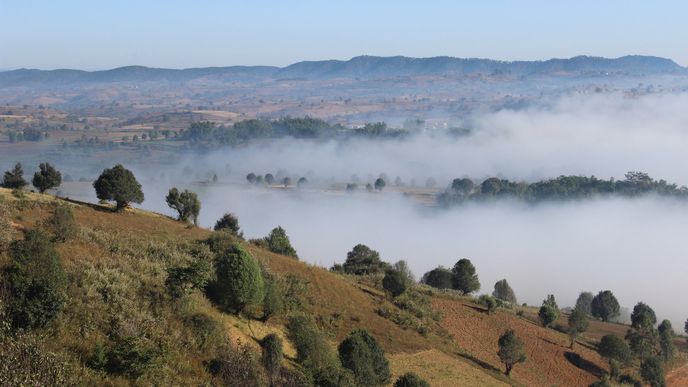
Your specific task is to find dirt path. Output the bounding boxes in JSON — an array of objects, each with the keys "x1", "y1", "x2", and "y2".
[{"x1": 667, "y1": 362, "x2": 688, "y2": 387}]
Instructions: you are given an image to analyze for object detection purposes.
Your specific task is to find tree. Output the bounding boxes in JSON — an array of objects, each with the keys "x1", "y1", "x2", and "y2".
[
  {"x1": 421, "y1": 266, "x2": 453, "y2": 289},
  {"x1": 479, "y1": 294, "x2": 498, "y2": 314},
  {"x1": 265, "y1": 226, "x2": 298, "y2": 258},
  {"x1": 338, "y1": 329, "x2": 391, "y2": 386},
  {"x1": 2, "y1": 163, "x2": 28, "y2": 189},
  {"x1": 211, "y1": 244, "x2": 264, "y2": 314},
  {"x1": 246, "y1": 173, "x2": 257, "y2": 184},
  {"x1": 3, "y1": 229, "x2": 66, "y2": 330},
  {"x1": 382, "y1": 269, "x2": 408, "y2": 297},
  {"x1": 575, "y1": 291, "x2": 594, "y2": 315},
  {"x1": 492, "y1": 279, "x2": 517, "y2": 304},
  {"x1": 265, "y1": 174, "x2": 275, "y2": 185},
  {"x1": 342, "y1": 244, "x2": 386, "y2": 275},
  {"x1": 32, "y1": 163, "x2": 62, "y2": 193},
  {"x1": 47, "y1": 205, "x2": 78, "y2": 242},
  {"x1": 640, "y1": 357, "x2": 666, "y2": 387},
  {"x1": 497, "y1": 329, "x2": 526, "y2": 376},
  {"x1": 658, "y1": 320, "x2": 675, "y2": 362},
  {"x1": 261, "y1": 334, "x2": 283, "y2": 387},
  {"x1": 393, "y1": 372, "x2": 430, "y2": 387},
  {"x1": 568, "y1": 306, "x2": 589, "y2": 348},
  {"x1": 93, "y1": 164, "x2": 144, "y2": 210},
  {"x1": 538, "y1": 295, "x2": 559, "y2": 327},
  {"x1": 591, "y1": 290, "x2": 620, "y2": 322},
  {"x1": 214, "y1": 213, "x2": 241, "y2": 236},
  {"x1": 631, "y1": 302, "x2": 657, "y2": 330},
  {"x1": 282, "y1": 177, "x2": 292, "y2": 187},
  {"x1": 261, "y1": 273, "x2": 284, "y2": 322},
  {"x1": 451, "y1": 258, "x2": 480, "y2": 294},
  {"x1": 450, "y1": 178, "x2": 474, "y2": 196},
  {"x1": 297, "y1": 177, "x2": 308, "y2": 188},
  {"x1": 166, "y1": 188, "x2": 201, "y2": 225},
  {"x1": 374, "y1": 177, "x2": 386, "y2": 191},
  {"x1": 598, "y1": 334, "x2": 630, "y2": 379},
  {"x1": 287, "y1": 315, "x2": 340, "y2": 373}
]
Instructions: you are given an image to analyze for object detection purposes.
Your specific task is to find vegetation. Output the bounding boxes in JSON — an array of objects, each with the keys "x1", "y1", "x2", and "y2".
[
  {"x1": 575, "y1": 291, "x2": 594, "y2": 316},
  {"x1": 46, "y1": 205, "x2": 78, "y2": 242},
  {"x1": 492, "y1": 279, "x2": 517, "y2": 304},
  {"x1": 214, "y1": 212, "x2": 242, "y2": 236},
  {"x1": 165, "y1": 187, "x2": 201, "y2": 225},
  {"x1": 32, "y1": 162, "x2": 62, "y2": 193},
  {"x1": 341, "y1": 244, "x2": 386, "y2": 275},
  {"x1": 260, "y1": 334, "x2": 283, "y2": 387},
  {"x1": 383, "y1": 268, "x2": 409, "y2": 297},
  {"x1": 591, "y1": 290, "x2": 620, "y2": 322},
  {"x1": 538, "y1": 295, "x2": 560, "y2": 328},
  {"x1": 640, "y1": 356, "x2": 666, "y2": 387},
  {"x1": 451, "y1": 258, "x2": 480, "y2": 295},
  {"x1": 393, "y1": 372, "x2": 430, "y2": 387},
  {"x1": 479, "y1": 294, "x2": 498, "y2": 314},
  {"x1": 338, "y1": 329, "x2": 391, "y2": 386},
  {"x1": 567, "y1": 306, "x2": 589, "y2": 348},
  {"x1": 597, "y1": 334, "x2": 630, "y2": 379},
  {"x1": 264, "y1": 226, "x2": 298, "y2": 258},
  {"x1": 497, "y1": 329, "x2": 526, "y2": 376},
  {"x1": 2, "y1": 163, "x2": 28, "y2": 189},
  {"x1": 209, "y1": 244, "x2": 264, "y2": 314},
  {"x1": 658, "y1": 320, "x2": 676, "y2": 362},
  {"x1": 420, "y1": 266, "x2": 453, "y2": 289},
  {"x1": 93, "y1": 164, "x2": 144, "y2": 210}
]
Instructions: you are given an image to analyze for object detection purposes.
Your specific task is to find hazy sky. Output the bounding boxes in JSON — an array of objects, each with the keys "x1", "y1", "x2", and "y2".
[{"x1": 1, "y1": 0, "x2": 687, "y2": 70}]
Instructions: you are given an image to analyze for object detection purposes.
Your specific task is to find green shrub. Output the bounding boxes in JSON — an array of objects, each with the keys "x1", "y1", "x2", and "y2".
[
  {"x1": 46, "y1": 205, "x2": 78, "y2": 242},
  {"x1": 209, "y1": 244, "x2": 264, "y2": 314},
  {"x1": 312, "y1": 365, "x2": 356, "y2": 387},
  {"x1": 342, "y1": 244, "x2": 387, "y2": 275},
  {"x1": 538, "y1": 295, "x2": 560, "y2": 327},
  {"x1": 86, "y1": 340, "x2": 108, "y2": 371},
  {"x1": 394, "y1": 372, "x2": 430, "y2": 387},
  {"x1": 640, "y1": 356, "x2": 666, "y2": 387},
  {"x1": 165, "y1": 259, "x2": 212, "y2": 299},
  {"x1": 420, "y1": 266, "x2": 453, "y2": 289},
  {"x1": 265, "y1": 226, "x2": 298, "y2": 258},
  {"x1": 165, "y1": 187, "x2": 201, "y2": 225},
  {"x1": 479, "y1": 294, "x2": 498, "y2": 314},
  {"x1": 214, "y1": 213, "x2": 242, "y2": 237},
  {"x1": 497, "y1": 329, "x2": 526, "y2": 376},
  {"x1": 207, "y1": 342, "x2": 265, "y2": 387},
  {"x1": 383, "y1": 268, "x2": 408, "y2": 297},
  {"x1": 287, "y1": 314, "x2": 338, "y2": 371},
  {"x1": 597, "y1": 334, "x2": 631, "y2": 366},
  {"x1": 106, "y1": 336, "x2": 160, "y2": 378},
  {"x1": 32, "y1": 162, "x2": 62, "y2": 193},
  {"x1": 451, "y1": 258, "x2": 480, "y2": 294},
  {"x1": 184, "y1": 313, "x2": 226, "y2": 350},
  {"x1": 262, "y1": 272, "x2": 284, "y2": 321},
  {"x1": 4, "y1": 229, "x2": 66, "y2": 330},
  {"x1": 261, "y1": 334, "x2": 283, "y2": 385},
  {"x1": 338, "y1": 329, "x2": 391, "y2": 386},
  {"x1": 2, "y1": 163, "x2": 28, "y2": 189}
]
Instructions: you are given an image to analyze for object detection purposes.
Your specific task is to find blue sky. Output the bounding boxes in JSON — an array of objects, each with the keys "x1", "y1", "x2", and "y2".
[{"x1": 1, "y1": 0, "x2": 686, "y2": 70}]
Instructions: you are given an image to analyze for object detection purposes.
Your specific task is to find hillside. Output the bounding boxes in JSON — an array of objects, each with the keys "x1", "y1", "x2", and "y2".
[
  {"x1": 0, "y1": 188, "x2": 686, "y2": 386},
  {"x1": 1, "y1": 55, "x2": 684, "y2": 87}
]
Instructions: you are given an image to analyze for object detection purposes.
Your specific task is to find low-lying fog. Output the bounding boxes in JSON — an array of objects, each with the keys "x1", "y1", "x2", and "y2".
[{"x1": 35, "y1": 93, "x2": 688, "y2": 330}]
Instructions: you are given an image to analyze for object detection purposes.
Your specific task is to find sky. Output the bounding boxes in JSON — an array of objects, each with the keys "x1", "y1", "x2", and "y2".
[{"x1": 1, "y1": 0, "x2": 687, "y2": 70}]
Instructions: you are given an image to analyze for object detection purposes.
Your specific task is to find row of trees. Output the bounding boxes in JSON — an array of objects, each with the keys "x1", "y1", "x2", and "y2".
[
  {"x1": 2, "y1": 162, "x2": 62, "y2": 193},
  {"x1": 439, "y1": 171, "x2": 688, "y2": 205},
  {"x1": 246, "y1": 172, "x2": 309, "y2": 189}
]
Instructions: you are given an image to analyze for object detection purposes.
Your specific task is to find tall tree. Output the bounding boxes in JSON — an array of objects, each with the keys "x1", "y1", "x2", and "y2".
[
  {"x1": 492, "y1": 279, "x2": 517, "y2": 304},
  {"x1": 575, "y1": 291, "x2": 594, "y2": 315},
  {"x1": 165, "y1": 187, "x2": 201, "y2": 225},
  {"x1": 451, "y1": 258, "x2": 480, "y2": 294},
  {"x1": 93, "y1": 164, "x2": 144, "y2": 210},
  {"x1": 338, "y1": 329, "x2": 391, "y2": 386},
  {"x1": 265, "y1": 226, "x2": 298, "y2": 258},
  {"x1": 538, "y1": 294, "x2": 560, "y2": 327},
  {"x1": 591, "y1": 290, "x2": 620, "y2": 322},
  {"x1": 343, "y1": 244, "x2": 385, "y2": 275},
  {"x1": 2, "y1": 162, "x2": 28, "y2": 189},
  {"x1": 32, "y1": 162, "x2": 62, "y2": 193},
  {"x1": 568, "y1": 306, "x2": 589, "y2": 348},
  {"x1": 497, "y1": 329, "x2": 526, "y2": 376}
]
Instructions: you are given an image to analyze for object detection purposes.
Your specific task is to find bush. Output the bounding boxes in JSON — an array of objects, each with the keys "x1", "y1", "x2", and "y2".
[
  {"x1": 165, "y1": 258, "x2": 212, "y2": 299},
  {"x1": 32, "y1": 162, "x2": 62, "y2": 193},
  {"x1": 576, "y1": 291, "x2": 594, "y2": 315},
  {"x1": 338, "y1": 329, "x2": 391, "y2": 386},
  {"x1": 0, "y1": 334, "x2": 76, "y2": 385},
  {"x1": 451, "y1": 258, "x2": 480, "y2": 294},
  {"x1": 420, "y1": 266, "x2": 453, "y2": 289},
  {"x1": 394, "y1": 372, "x2": 430, "y2": 387},
  {"x1": 479, "y1": 294, "x2": 498, "y2": 314},
  {"x1": 342, "y1": 244, "x2": 386, "y2": 275},
  {"x1": 106, "y1": 336, "x2": 160, "y2": 378},
  {"x1": 287, "y1": 315, "x2": 336, "y2": 369},
  {"x1": 0, "y1": 200, "x2": 13, "y2": 250},
  {"x1": 261, "y1": 272, "x2": 284, "y2": 321},
  {"x1": 383, "y1": 269, "x2": 409, "y2": 297},
  {"x1": 210, "y1": 244, "x2": 264, "y2": 314},
  {"x1": 640, "y1": 356, "x2": 666, "y2": 387},
  {"x1": 631, "y1": 302, "x2": 657, "y2": 330},
  {"x1": 568, "y1": 306, "x2": 589, "y2": 348},
  {"x1": 184, "y1": 313, "x2": 226, "y2": 350},
  {"x1": 538, "y1": 295, "x2": 560, "y2": 327},
  {"x1": 598, "y1": 334, "x2": 631, "y2": 365},
  {"x1": 497, "y1": 329, "x2": 526, "y2": 376},
  {"x1": 261, "y1": 334, "x2": 283, "y2": 385},
  {"x1": 165, "y1": 187, "x2": 201, "y2": 225},
  {"x1": 265, "y1": 226, "x2": 298, "y2": 258},
  {"x1": 214, "y1": 213, "x2": 242, "y2": 237},
  {"x1": 3, "y1": 229, "x2": 66, "y2": 330},
  {"x1": 207, "y1": 342, "x2": 265, "y2": 387},
  {"x1": 46, "y1": 205, "x2": 78, "y2": 242},
  {"x1": 93, "y1": 164, "x2": 144, "y2": 210}
]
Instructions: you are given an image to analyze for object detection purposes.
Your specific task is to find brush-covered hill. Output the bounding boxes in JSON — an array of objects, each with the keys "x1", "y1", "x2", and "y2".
[{"x1": 0, "y1": 188, "x2": 685, "y2": 386}]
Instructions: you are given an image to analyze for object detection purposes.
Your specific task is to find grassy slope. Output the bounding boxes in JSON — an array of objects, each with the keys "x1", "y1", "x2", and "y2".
[{"x1": 2, "y1": 188, "x2": 686, "y2": 386}]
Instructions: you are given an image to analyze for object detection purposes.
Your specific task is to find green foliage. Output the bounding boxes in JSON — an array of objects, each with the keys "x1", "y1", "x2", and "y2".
[
  {"x1": 2, "y1": 163, "x2": 28, "y2": 189},
  {"x1": 383, "y1": 268, "x2": 409, "y2": 297},
  {"x1": 393, "y1": 372, "x2": 430, "y2": 387},
  {"x1": 479, "y1": 294, "x2": 498, "y2": 314},
  {"x1": 342, "y1": 244, "x2": 386, "y2": 275},
  {"x1": 575, "y1": 291, "x2": 594, "y2": 316},
  {"x1": 420, "y1": 266, "x2": 453, "y2": 289},
  {"x1": 0, "y1": 200, "x2": 14, "y2": 250},
  {"x1": 32, "y1": 162, "x2": 62, "y2": 193},
  {"x1": 591, "y1": 290, "x2": 620, "y2": 322},
  {"x1": 0, "y1": 334, "x2": 76, "y2": 385},
  {"x1": 658, "y1": 324, "x2": 675, "y2": 363},
  {"x1": 46, "y1": 205, "x2": 78, "y2": 242},
  {"x1": 165, "y1": 259, "x2": 212, "y2": 299},
  {"x1": 261, "y1": 334, "x2": 283, "y2": 385},
  {"x1": 86, "y1": 340, "x2": 108, "y2": 370},
  {"x1": 3, "y1": 229, "x2": 66, "y2": 330},
  {"x1": 262, "y1": 271, "x2": 284, "y2": 321},
  {"x1": 184, "y1": 313, "x2": 226, "y2": 350},
  {"x1": 106, "y1": 336, "x2": 161, "y2": 378},
  {"x1": 210, "y1": 244, "x2": 264, "y2": 314},
  {"x1": 287, "y1": 315, "x2": 339, "y2": 372},
  {"x1": 207, "y1": 342, "x2": 265, "y2": 387},
  {"x1": 93, "y1": 164, "x2": 144, "y2": 210},
  {"x1": 631, "y1": 302, "x2": 657, "y2": 330},
  {"x1": 451, "y1": 258, "x2": 480, "y2": 294},
  {"x1": 626, "y1": 327, "x2": 659, "y2": 360},
  {"x1": 568, "y1": 306, "x2": 589, "y2": 348},
  {"x1": 597, "y1": 334, "x2": 631, "y2": 364},
  {"x1": 538, "y1": 295, "x2": 559, "y2": 327},
  {"x1": 640, "y1": 356, "x2": 666, "y2": 387},
  {"x1": 492, "y1": 279, "x2": 517, "y2": 304},
  {"x1": 165, "y1": 187, "x2": 201, "y2": 225},
  {"x1": 265, "y1": 226, "x2": 298, "y2": 258},
  {"x1": 338, "y1": 329, "x2": 391, "y2": 386},
  {"x1": 214, "y1": 212, "x2": 242, "y2": 236},
  {"x1": 497, "y1": 329, "x2": 526, "y2": 376}
]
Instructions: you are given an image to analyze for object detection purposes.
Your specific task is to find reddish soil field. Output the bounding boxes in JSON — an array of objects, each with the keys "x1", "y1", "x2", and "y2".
[{"x1": 434, "y1": 297, "x2": 609, "y2": 387}]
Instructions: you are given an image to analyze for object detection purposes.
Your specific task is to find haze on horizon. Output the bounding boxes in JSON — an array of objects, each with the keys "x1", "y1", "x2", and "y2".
[{"x1": 2, "y1": 0, "x2": 688, "y2": 70}]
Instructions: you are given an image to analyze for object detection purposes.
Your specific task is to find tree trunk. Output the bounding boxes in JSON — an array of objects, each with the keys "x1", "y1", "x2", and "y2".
[{"x1": 505, "y1": 364, "x2": 512, "y2": 376}]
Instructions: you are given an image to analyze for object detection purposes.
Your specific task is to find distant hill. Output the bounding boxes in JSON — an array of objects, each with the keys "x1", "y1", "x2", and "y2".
[{"x1": 1, "y1": 55, "x2": 685, "y2": 86}]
